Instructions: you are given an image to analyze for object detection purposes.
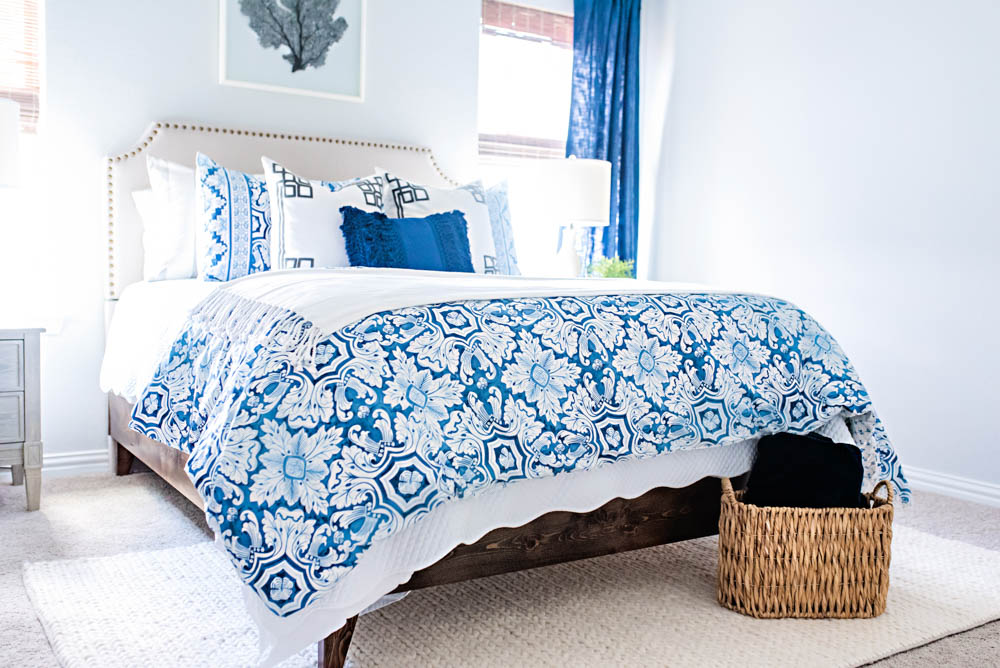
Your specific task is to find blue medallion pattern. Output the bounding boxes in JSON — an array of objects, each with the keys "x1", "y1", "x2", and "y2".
[
  {"x1": 196, "y1": 153, "x2": 271, "y2": 282},
  {"x1": 130, "y1": 290, "x2": 907, "y2": 617}
]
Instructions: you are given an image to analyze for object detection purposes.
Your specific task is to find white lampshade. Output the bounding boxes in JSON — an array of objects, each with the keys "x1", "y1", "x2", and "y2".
[
  {"x1": 0, "y1": 98, "x2": 19, "y2": 188},
  {"x1": 550, "y1": 157, "x2": 611, "y2": 228}
]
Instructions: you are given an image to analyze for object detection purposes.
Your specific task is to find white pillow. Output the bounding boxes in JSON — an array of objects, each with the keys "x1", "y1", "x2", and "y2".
[
  {"x1": 262, "y1": 157, "x2": 384, "y2": 270},
  {"x1": 131, "y1": 188, "x2": 156, "y2": 230},
  {"x1": 379, "y1": 170, "x2": 500, "y2": 274},
  {"x1": 144, "y1": 155, "x2": 197, "y2": 280}
]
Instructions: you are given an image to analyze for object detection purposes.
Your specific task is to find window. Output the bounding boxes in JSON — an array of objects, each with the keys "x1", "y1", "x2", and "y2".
[
  {"x1": 478, "y1": 1, "x2": 573, "y2": 164},
  {"x1": 0, "y1": 0, "x2": 40, "y2": 132}
]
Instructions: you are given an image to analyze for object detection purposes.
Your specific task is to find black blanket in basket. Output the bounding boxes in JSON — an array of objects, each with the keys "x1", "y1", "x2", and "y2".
[{"x1": 743, "y1": 432, "x2": 868, "y2": 508}]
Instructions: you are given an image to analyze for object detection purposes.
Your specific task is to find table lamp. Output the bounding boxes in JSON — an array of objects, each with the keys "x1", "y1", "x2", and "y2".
[{"x1": 550, "y1": 156, "x2": 611, "y2": 277}]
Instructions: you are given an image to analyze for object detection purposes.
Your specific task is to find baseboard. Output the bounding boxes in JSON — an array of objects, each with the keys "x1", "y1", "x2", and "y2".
[
  {"x1": 906, "y1": 465, "x2": 1000, "y2": 508},
  {"x1": 42, "y1": 449, "x2": 110, "y2": 477}
]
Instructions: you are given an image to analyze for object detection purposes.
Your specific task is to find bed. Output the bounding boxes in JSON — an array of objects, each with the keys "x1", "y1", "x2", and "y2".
[{"x1": 100, "y1": 122, "x2": 906, "y2": 667}]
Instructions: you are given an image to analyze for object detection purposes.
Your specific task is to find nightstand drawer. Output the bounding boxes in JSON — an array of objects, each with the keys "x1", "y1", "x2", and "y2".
[
  {"x1": 0, "y1": 340, "x2": 24, "y2": 392},
  {"x1": 0, "y1": 392, "x2": 24, "y2": 443},
  {"x1": 0, "y1": 339, "x2": 24, "y2": 392}
]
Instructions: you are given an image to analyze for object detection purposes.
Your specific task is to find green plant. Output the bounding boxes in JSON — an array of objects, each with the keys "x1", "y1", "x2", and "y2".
[{"x1": 587, "y1": 257, "x2": 635, "y2": 278}]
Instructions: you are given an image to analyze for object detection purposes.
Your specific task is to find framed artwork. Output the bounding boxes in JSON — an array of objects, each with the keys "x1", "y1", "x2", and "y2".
[{"x1": 219, "y1": 0, "x2": 366, "y2": 102}]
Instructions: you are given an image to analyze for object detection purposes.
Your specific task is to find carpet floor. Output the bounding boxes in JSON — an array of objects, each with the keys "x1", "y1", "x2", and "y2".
[{"x1": 1, "y1": 473, "x2": 998, "y2": 667}]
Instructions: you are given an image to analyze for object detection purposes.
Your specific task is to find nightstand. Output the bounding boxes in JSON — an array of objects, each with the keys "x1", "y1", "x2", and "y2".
[{"x1": 0, "y1": 328, "x2": 43, "y2": 510}]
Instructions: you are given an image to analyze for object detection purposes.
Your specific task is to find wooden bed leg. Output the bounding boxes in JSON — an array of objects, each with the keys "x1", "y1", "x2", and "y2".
[
  {"x1": 115, "y1": 441, "x2": 135, "y2": 476},
  {"x1": 318, "y1": 616, "x2": 358, "y2": 668}
]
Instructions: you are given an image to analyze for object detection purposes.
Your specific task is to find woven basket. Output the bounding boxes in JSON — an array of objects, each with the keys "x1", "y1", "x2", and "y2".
[{"x1": 717, "y1": 477, "x2": 893, "y2": 619}]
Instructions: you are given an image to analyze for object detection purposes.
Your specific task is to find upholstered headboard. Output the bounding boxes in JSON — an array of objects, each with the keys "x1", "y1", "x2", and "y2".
[{"x1": 105, "y1": 121, "x2": 459, "y2": 302}]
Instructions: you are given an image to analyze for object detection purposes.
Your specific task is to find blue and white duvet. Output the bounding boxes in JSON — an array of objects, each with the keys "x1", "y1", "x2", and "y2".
[{"x1": 129, "y1": 269, "x2": 907, "y2": 619}]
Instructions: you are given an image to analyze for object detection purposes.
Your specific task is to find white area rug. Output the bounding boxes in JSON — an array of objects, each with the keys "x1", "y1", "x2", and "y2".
[{"x1": 23, "y1": 526, "x2": 1000, "y2": 668}]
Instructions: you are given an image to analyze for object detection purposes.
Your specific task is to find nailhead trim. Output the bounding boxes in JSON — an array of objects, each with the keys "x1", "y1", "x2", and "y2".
[{"x1": 106, "y1": 122, "x2": 459, "y2": 300}]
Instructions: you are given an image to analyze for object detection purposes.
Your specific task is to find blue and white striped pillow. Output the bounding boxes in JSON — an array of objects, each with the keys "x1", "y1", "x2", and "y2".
[
  {"x1": 196, "y1": 153, "x2": 270, "y2": 282},
  {"x1": 485, "y1": 181, "x2": 520, "y2": 276}
]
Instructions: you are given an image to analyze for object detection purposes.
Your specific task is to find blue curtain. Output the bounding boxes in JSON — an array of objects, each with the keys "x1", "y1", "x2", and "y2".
[{"x1": 567, "y1": 0, "x2": 641, "y2": 273}]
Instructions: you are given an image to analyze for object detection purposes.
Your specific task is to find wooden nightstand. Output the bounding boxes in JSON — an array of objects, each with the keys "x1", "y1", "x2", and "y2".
[{"x1": 0, "y1": 328, "x2": 43, "y2": 511}]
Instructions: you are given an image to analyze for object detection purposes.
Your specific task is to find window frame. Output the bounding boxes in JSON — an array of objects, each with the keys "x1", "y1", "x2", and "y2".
[
  {"x1": 0, "y1": 0, "x2": 41, "y2": 133},
  {"x1": 478, "y1": 0, "x2": 573, "y2": 162}
]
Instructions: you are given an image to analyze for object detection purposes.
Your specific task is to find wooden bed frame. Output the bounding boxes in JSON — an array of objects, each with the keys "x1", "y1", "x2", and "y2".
[
  {"x1": 110, "y1": 394, "x2": 745, "y2": 667},
  {"x1": 103, "y1": 122, "x2": 746, "y2": 666}
]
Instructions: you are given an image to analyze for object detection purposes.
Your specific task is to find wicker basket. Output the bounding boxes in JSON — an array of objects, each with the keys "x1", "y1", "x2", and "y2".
[{"x1": 717, "y1": 477, "x2": 893, "y2": 619}]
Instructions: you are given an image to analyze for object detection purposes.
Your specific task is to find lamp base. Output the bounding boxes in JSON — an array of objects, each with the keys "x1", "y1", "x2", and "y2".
[
  {"x1": 573, "y1": 226, "x2": 590, "y2": 278},
  {"x1": 555, "y1": 227, "x2": 580, "y2": 278},
  {"x1": 556, "y1": 225, "x2": 600, "y2": 278}
]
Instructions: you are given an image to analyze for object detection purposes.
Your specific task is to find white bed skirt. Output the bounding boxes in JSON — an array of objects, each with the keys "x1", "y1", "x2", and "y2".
[{"x1": 247, "y1": 438, "x2": 758, "y2": 666}]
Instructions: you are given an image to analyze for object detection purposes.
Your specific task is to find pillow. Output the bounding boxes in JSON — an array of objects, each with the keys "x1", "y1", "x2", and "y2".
[
  {"x1": 261, "y1": 157, "x2": 384, "y2": 270},
  {"x1": 340, "y1": 206, "x2": 474, "y2": 273},
  {"x1": 132, "y1": 188, "x2": 157, "y2": 270},
  {"x1": 484, "y1": 181, "x2": 521, "y2": 276},
  {"x1": 132, "y1": 188, "x2": 155, "y2": 214},
  {"x1": 378, "y1": 170, "x2": 500, "y2": 275},
  {"x1": 196, "y1": 153, "x2": 271, "y2": 282},
  {"x1": 143, "y1": 156, "x2": 197, "y2": 280}
]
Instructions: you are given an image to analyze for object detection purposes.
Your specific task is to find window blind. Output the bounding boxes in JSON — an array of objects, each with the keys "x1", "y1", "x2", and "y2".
[
  {"x1": 0, "y1": 0, "x2": 40, "y2": 133},
  {"x1": 482, "y1": 0, "x2": 573, "y2": 48},
  {"x1": 478, "y1": 133, "x2": 566, "y2": 161}
]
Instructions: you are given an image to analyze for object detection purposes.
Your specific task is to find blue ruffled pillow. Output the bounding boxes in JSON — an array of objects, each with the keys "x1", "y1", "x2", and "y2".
[
  {"x1": 340, "y1": 206, "x2": 474, "y2": 273},
  {"x1": 196, "y1": 153, "x2": 270, "y2": 282}
]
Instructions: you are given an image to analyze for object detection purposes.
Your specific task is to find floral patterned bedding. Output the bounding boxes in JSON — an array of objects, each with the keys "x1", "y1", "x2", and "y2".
[{"x1": 130, "y1": 277, "x2": 907, "y2": 618}]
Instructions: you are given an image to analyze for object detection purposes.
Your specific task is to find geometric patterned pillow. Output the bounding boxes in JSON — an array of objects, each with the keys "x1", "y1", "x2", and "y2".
[
  {"x1": 261, "y1": 157, "x2": 384, "y2": 271},
  {"x1": 195, "y1": 153, "x2": 271, "y2": 282},
  {"x1": 379, "y1": 170, "x2": 500, "y2": 275},
  {"x1": 484, "y1": 181, "x2": 521, "y2": 276}
]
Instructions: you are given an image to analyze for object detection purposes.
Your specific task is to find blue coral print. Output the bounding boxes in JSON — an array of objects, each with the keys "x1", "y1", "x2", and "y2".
[{"x1": 131, "y1": 290, "x2": 907, "y2": 617}]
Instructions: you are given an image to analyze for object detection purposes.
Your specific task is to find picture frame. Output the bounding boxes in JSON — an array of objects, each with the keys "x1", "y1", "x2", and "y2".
[{"x1": 218, "y1": 0, "x2": 366, "y2": 102}]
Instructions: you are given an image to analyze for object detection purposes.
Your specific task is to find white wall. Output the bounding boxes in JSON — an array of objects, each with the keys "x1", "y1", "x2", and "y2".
[
  {"x1": 648, "y1": 1, "x2": 1000, "y2": 486},
  {"x1": 0, "y1": 0, "x2": 480, "y2": 473}
]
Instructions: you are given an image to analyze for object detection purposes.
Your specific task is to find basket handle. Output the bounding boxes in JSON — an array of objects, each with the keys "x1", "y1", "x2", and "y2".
[
  {"x1": 871, "y1": 480, "x2": 893, "y2": 505},
  {"x1": 720, "y1": 477, "x2": 737, "y2": 503}
]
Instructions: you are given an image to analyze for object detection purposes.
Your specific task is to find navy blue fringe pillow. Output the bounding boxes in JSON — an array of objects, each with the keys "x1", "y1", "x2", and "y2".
[{"x1": 339, "y1": 206, "x2": 475, "y2": 273}]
